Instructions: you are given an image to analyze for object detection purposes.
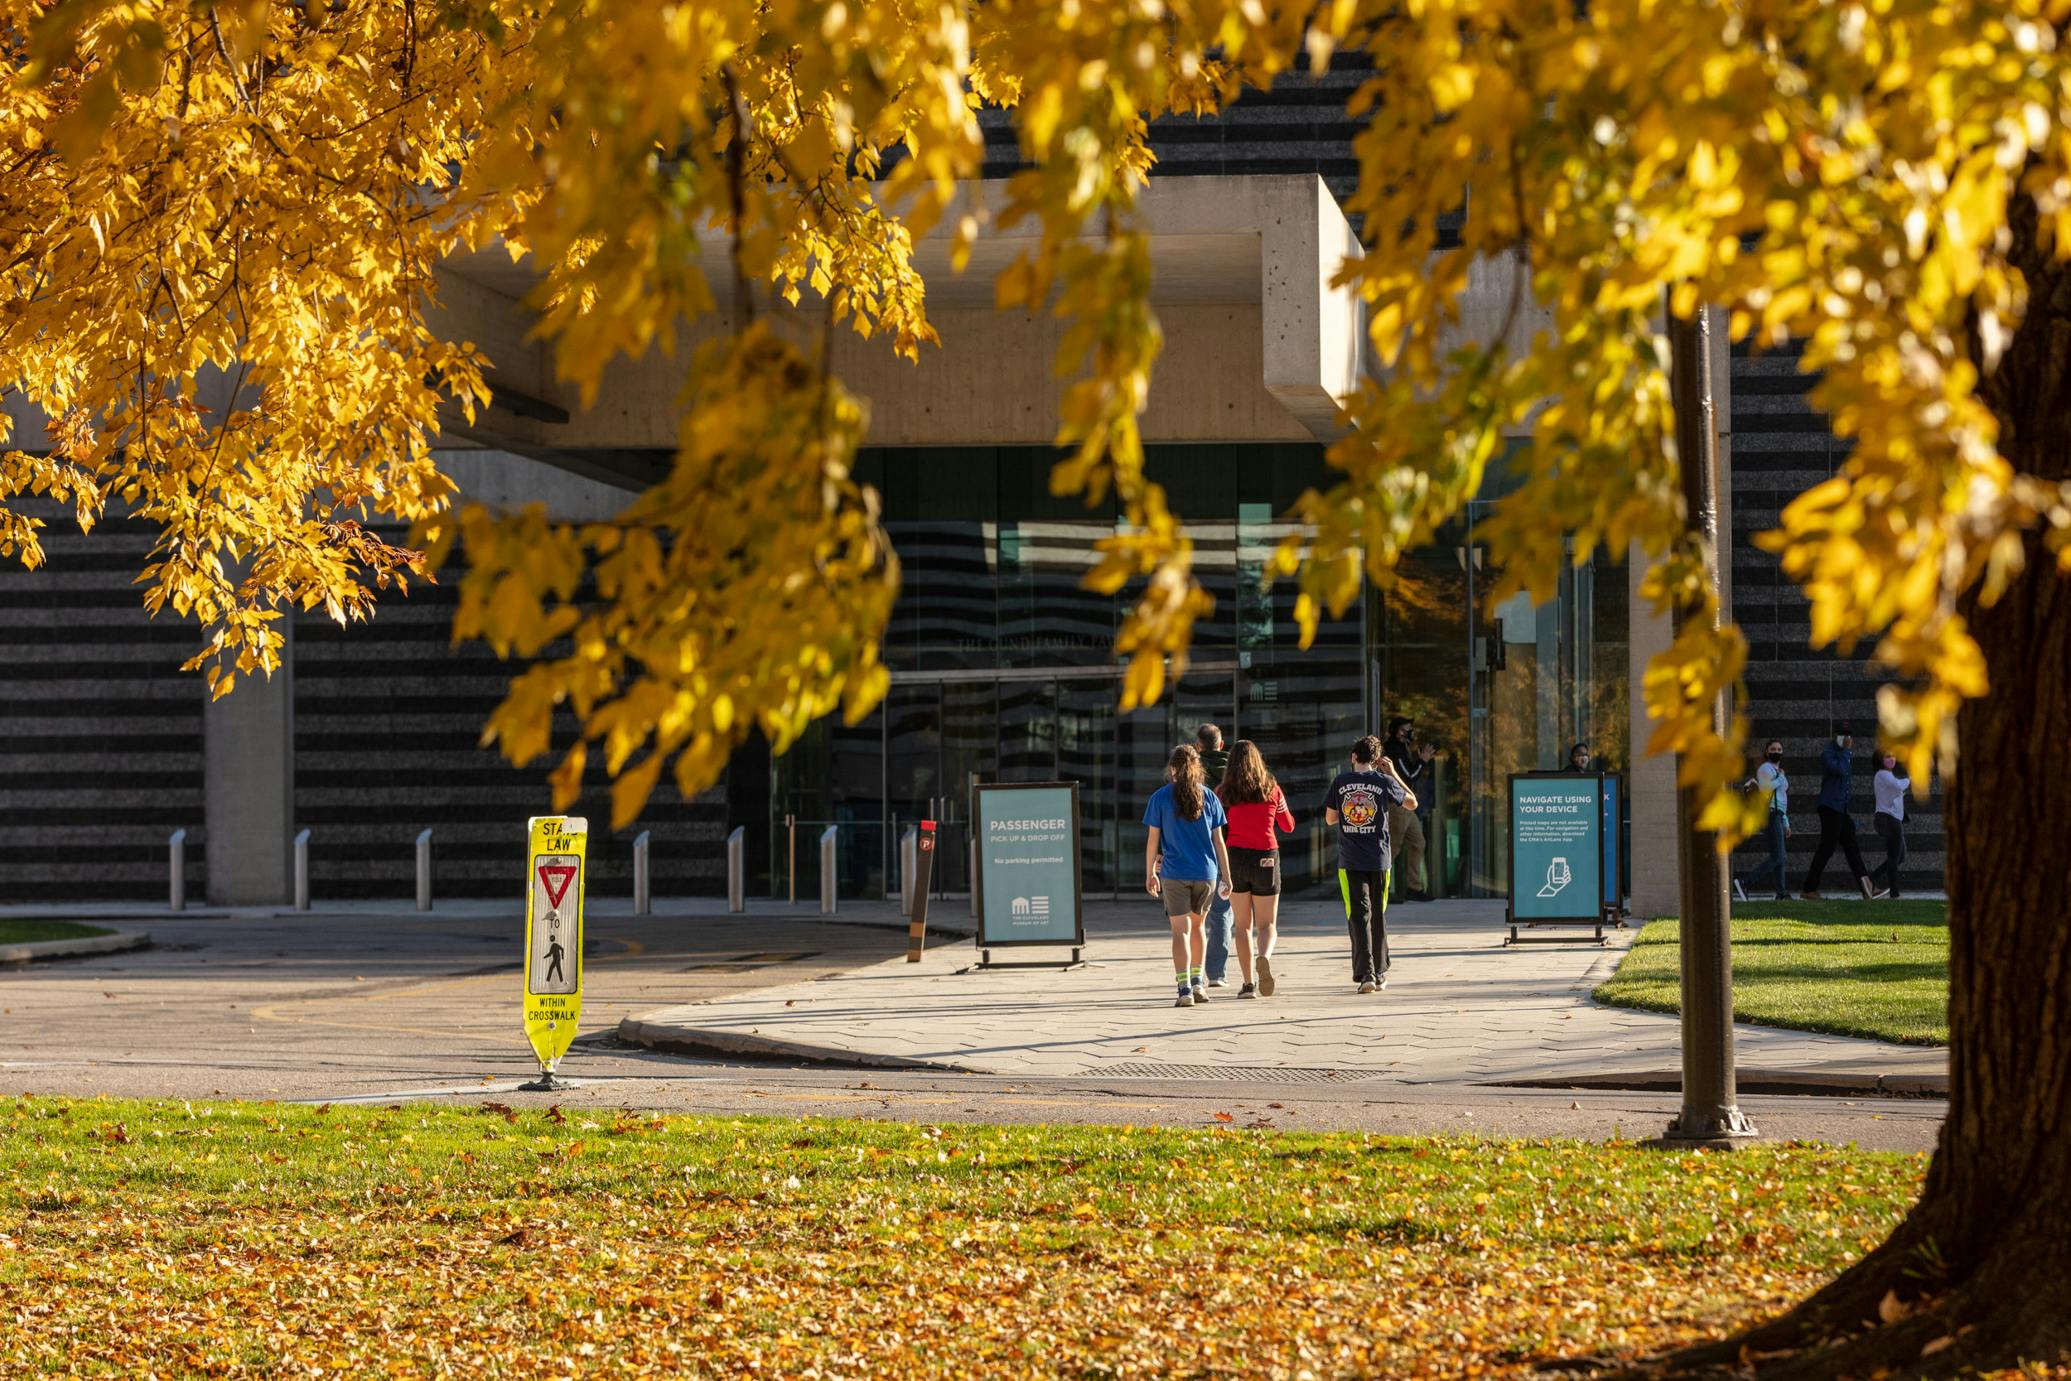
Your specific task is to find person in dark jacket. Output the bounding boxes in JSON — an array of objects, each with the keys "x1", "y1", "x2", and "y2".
[
  {"x1": 1381, "y1": 716, "x2": 1435, "y2": 901},
  {"x1": 1194, "y1": 723, "x2": 1235, "y2": 984},
  {"x1": 1801, "y1": 721, "x2": 1875, "y2": 900}
]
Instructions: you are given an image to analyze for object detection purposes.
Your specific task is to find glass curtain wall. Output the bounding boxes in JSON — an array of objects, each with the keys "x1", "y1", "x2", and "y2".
[
  {"x1": 769, "y1": 443, "x2": 1628, "y2": 902},
  {"x1": 1369, "y1": 452, "x2": 1632, "y2": 900}
]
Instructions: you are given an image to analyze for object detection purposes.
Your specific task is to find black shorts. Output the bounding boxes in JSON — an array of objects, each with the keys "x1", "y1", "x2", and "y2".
[{"x1": 1227, "y1": 846, "x2": 1282, "y2": 896}]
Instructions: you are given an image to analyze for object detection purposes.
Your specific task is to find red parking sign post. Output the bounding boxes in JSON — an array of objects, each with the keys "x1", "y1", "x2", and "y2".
[{"x1": 906, "y1": 819, "x2": 937, "y2": 963}]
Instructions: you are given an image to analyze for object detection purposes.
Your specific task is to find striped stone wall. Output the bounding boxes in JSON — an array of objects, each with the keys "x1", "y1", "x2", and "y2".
[
  {"x1": 291, "y1": 568, "x2": 729, "y2": 903},
  {"x1": 1728, "y1": 339, "x2": 1946, "y2": 894},
  {"x1": 0, "y1": 501, "x2": 208, "y2": 901}
]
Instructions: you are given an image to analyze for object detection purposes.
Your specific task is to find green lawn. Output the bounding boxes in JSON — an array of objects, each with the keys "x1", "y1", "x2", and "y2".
[
  {"x1": 1595, "y1": 900, "x2": 1949, "y2": 1046},
  {"x1": 0, "y1": 1098, "x2": 1921, "y2": 1376},
  {"x1": 0, "y1": 920, "x2": 112, "y2": 946}
]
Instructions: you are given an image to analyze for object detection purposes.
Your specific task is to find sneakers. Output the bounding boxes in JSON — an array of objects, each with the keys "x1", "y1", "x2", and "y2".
[
  {"x1": 1871, "y1": 886, "x2": 1892, "y2": 899},
  {"x1": 1858, "y1": 876, "x2": 1876, "y2": 900},
  {"x1": 1376, "y1": 975, "x2": 1390, "y2": 991},
  {"x1": 1800, "y1": 891, "x2": 1823, "y2": 900},
  {"x1": 1238, "y1": 982, "x2": 1258, "y2": 999},
  {"x1": 1357, "y1": 979, "x2": 1377, "y2": 994},
  {"x1": 1256, "y1": 954, "x2": 1276, "y2": 998},
  {"x1": 1174, "y1": 986, "x2": 1196, "y2": 1007},
  {"x1": 1191, "y1": 982, "x2": 1210, "y2": 1003},
  {"x1": 1206, "y1": 977, "x2": 1229, "y2": 989}
]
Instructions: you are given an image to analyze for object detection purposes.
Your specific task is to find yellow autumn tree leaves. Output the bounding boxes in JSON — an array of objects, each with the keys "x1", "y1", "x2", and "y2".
[{"x1": 6, "y1": 0, "x2": 2071, "y2": 830}]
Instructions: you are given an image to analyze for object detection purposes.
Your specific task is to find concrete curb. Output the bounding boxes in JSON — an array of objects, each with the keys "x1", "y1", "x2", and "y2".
[
  {"x1": 615, "y1": 1015, "x2": 979, "y2": 1073},
  {"x1": 1487, "y1": 1067, "x2": 1948, "y2": 1099},
  {"x1": 0, "y1": 930, "x2": 151, "y2": 965}
]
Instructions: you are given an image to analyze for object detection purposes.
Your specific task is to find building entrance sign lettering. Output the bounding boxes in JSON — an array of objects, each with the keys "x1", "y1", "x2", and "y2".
[
  {"x1": 1506, "y1": 775, "x2": 1613, "y2": 944},
  {"x1": 522, "y1": 816, "x2": 587, "y2": 1085},
  {"x1": 972, "y1": 782, "x2": 1085, "y2": 966}
]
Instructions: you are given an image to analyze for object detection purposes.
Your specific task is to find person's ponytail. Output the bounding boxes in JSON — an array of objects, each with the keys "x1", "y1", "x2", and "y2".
[{"x1": 1167, "y1": 744, "x2": 1204, "y2": 821}]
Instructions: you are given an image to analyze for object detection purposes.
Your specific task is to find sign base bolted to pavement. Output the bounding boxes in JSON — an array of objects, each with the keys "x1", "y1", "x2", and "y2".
[{"x1": 520, "y1": 815, "x2": 587, "y2": 1091}]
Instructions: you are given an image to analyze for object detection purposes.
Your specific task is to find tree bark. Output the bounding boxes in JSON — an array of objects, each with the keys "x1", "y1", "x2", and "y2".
[{"x1": 1647, "y1": 197, "x2": 2071, "y2": 1377}]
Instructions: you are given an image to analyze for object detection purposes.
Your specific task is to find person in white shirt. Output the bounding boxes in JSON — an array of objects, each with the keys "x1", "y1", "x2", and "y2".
[
  {"x1": 1869, "y1": 752, "x2": 1912, "y2": 899},
  {"x1": 1737, "y1": 739, "x2": 1791, "y2": 900}
]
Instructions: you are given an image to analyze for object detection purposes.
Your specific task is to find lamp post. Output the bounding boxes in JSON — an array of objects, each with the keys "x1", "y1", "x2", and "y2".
[{"x1": 1662, "y1": 297, "x2": 1758, "y2": 1147}]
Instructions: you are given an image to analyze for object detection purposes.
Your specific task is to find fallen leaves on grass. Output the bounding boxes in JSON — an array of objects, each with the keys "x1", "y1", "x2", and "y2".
[{"x1": 0, "y1": 1097, "x2": 1928, "y2": 1377}]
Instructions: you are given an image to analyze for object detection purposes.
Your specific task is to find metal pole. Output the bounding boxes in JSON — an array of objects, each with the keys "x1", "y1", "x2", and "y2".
[
  {"x1": 899, "y1": 826, "x2": 918, "y2": 916},
  {"x1": 415, "y1": 828, "x2": 434, "y2": 913},
  {"x1": 632, "y1": 830, "x2": 651, "y2": 916},
  {"x1": 786, "y1": 813, "x2": 796, "y2": 905},
  {"x1": 294, "y1": 829, "x2": 311, "y2": 912},
  {"x1": 819, "y1": 825, "x2": 838, "y2": 915},
  {"x1": 906, "y1": 819, "x2": 937, "y2": 961},
  {"x1": 168, "y1": 828, "x2": 186, "y2": 913},
  {"x1": 726, "y1": 827, "x2": 746, "y2": 913},
  {"x1": 1663, "y1": 298, "x2": 1757, "y2": 1146}
]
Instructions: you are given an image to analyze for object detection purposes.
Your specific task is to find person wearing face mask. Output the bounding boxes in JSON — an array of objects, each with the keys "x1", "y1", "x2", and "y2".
[
  {"x1": 1868, "y1": 751, "x2": 1913, "y2": 899},
  {"x1": 1801, "y1": 721, "x2": 1875, "y2": 901},
  {"x1": 1736, "y1": 739, "x2": 1792, "y2": 901}
]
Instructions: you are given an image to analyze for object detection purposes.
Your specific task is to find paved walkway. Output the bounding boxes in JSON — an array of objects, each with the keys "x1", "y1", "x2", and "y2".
[{"x1": 621, "y1": 898, "x2": 1948, "y2": 1092}]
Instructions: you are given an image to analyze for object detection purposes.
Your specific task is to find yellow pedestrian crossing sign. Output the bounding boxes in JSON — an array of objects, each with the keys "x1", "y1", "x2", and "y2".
[{"x1": 523, "y1": 816, "x2": 587, "y2": 1078}]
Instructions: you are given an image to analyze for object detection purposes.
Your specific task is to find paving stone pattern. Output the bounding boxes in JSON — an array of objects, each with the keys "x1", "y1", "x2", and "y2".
[{"x1": 622, "y1": 899, "x2": 1947, "y2": 1089}]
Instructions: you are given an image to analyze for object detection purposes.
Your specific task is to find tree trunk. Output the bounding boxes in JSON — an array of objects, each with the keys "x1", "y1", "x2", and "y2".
[{"x1": 1651, "y1": 199, "x2": 2071, "y2": 1376}]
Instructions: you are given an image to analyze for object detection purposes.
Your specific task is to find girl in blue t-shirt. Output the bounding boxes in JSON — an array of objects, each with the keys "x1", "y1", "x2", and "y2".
[{"x1": 1143, "y1": 743, "x2": 1232, "y2": 1008}]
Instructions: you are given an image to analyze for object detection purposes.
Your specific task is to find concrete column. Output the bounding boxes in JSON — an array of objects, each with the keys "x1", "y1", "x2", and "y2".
[
  {"x1": 1625, "y1": 306, "x2": 1734, "y2": 922},
  {"x1": 204, "y1": 619, "x2": 295, "y2": 905}
]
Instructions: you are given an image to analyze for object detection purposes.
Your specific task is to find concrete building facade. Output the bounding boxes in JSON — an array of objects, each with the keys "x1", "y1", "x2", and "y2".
[{"x1": 0, "y1": 63, "x2": 1939, "y2": 908}]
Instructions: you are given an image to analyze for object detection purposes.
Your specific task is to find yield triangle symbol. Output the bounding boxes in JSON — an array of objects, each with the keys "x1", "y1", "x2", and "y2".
[{"x1": 538, "y1": 863, "x2": 578, "y2": 910}]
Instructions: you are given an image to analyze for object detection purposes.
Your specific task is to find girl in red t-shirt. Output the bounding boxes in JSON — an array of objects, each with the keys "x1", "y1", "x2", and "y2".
[{"x1": 1216, "y1": 740, "x2": 1296, "y2": 997}]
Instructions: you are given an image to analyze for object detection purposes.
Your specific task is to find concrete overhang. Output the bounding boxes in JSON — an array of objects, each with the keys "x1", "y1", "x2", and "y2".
[
  {"x1": 435, "y1": 174, "x2": 1365, "y2": 487},
  {"x1": 3, "y1": 176, "x2": 1365, "y2": 488}
]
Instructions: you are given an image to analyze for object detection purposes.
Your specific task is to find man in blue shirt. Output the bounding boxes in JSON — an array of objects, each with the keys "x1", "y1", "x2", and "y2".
[
  {"x1": 1800, "y1": 721, "x2": 1874, "y2": 900},
  {"x1": 1324, "y1": 735, "x2": 1413, "y2": 992}
]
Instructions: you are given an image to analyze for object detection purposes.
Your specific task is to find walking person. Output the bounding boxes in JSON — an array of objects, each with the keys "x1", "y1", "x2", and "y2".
[
  {"x1": 1381, "y1": 717, "x2": 1435, "y2": 902},
  {"x1": 1143, "y1": 744, "x2": 1233, "y2": 1007},
  {"x1": 1325, "y1": 735, "x2": 1414, "y2": 992},
  {"x1": 1869, "y1": 751, "x2": 1912, "y2": 899},
  {"x1": 1735, "y1": 739, "x2": 1793, "y2": 901},
  {"x1": 1194, "y1": 724, "x2": 1236, "y2": 986},
  {"x1": 1215, "y1": 740, "x2": 1295, "y2": 999},
  {"x1": 1801, "y1": 721, "x2": 1876, "y2": 900}
]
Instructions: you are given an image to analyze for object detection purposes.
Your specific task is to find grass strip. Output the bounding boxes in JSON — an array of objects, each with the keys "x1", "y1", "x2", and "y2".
[
  {"x1": 0, "y1": 920, "x2": 114, "y2": 946},
  {"x1": 1595, "y1": 900, "x2": 1948, "y2": 1046}
]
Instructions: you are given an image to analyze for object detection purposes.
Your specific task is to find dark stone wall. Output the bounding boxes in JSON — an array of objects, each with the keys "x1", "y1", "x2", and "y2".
[
  {"x1": 1728, "y1": 339, "x2": 1944, "y2": 893},
  {"x1": 290, "y1": 555, "x2": 728, "y2": 902},
  {"x1": 0, "y1": 501, "x2": 207, "y2": 901}
]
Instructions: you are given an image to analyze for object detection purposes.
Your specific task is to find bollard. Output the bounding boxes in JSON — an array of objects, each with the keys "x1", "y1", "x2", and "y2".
[
  {"x1": 632, "y1": 830, "x2": 651, "y2": 916},
  {"x1": 785, "y1": 813, "x2": 797, "y2": 904},
  {"x1": 415, "y1": 828, "x2": 433, "y2": 912},
  {"x1": 168, "y1": 828, "x2": 187, "y2": 913},
  {"x1": 899, "y1": 826, "x2": 918, "y2": 916},
  {"x1": 819, "y1": 825, "x2": 838, "y2": 915},
  {"x1": 294, "y1": 829, "x2": 311, "y2": 912},
  {"x1": 726, "y1": 827, "x2": 746, "y2": 913}
]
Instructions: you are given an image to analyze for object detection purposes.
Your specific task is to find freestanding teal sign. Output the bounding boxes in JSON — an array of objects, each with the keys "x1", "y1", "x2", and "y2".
[
  {"x1": 973, "y1": 782, "x2": 1085, "y2": 966},
  {"x1": 1507, "y1": 773, "x2": 1608, "y2": 944}
]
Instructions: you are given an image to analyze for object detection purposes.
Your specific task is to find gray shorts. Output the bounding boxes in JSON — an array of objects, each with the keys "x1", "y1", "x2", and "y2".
[{"x1": 1160, "y1": 879, "x2": 1215, "y2": 917}]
